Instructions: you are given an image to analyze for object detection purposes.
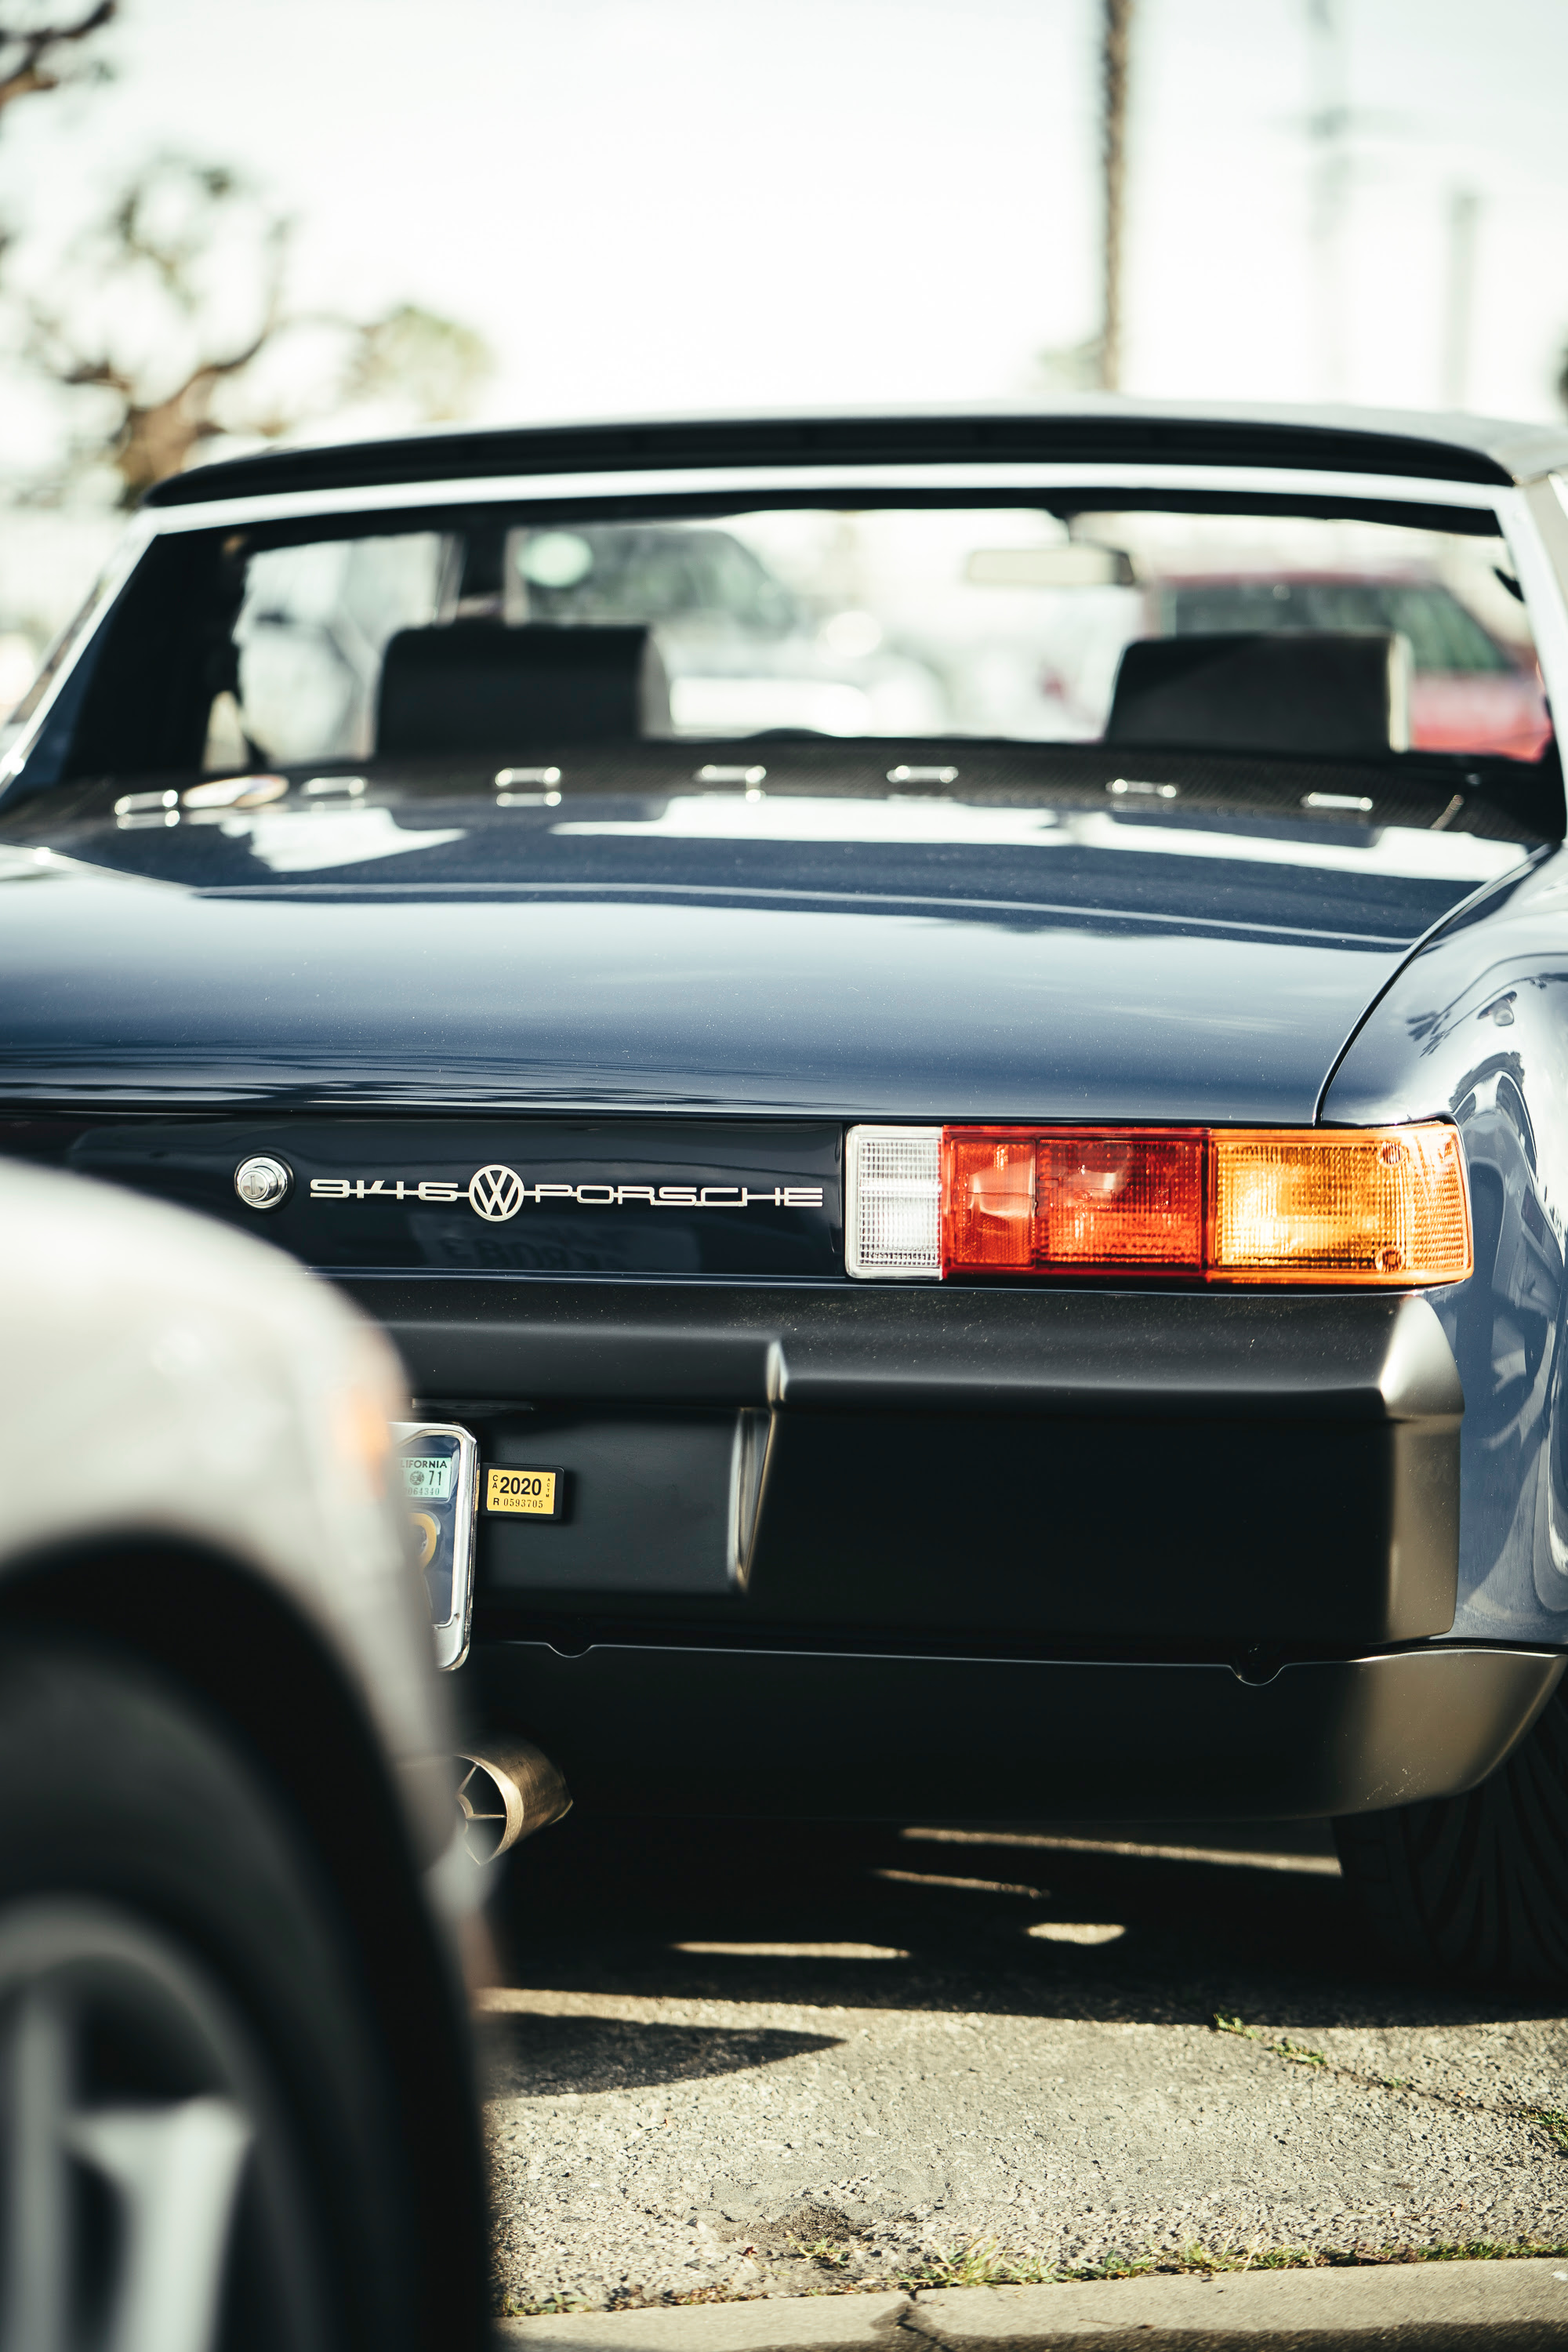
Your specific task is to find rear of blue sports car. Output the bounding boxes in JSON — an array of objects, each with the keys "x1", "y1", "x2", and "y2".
[{"x1": 5, "y1": 405, "x2": 1568, "y2": 1973}]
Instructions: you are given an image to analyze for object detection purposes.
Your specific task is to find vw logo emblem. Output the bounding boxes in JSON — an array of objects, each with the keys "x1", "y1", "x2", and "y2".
[{"x1": 469, "y1": 1164, "x2": 525, "y2": 1222}]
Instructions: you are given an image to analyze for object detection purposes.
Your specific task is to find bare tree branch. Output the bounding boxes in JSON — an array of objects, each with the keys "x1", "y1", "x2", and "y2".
[
  {"x1": 9, "y1": 153, "x2": 492, "y2": 503},
  {"x1": 0, "y1": 2, "x2": 114, "y2": 125}
]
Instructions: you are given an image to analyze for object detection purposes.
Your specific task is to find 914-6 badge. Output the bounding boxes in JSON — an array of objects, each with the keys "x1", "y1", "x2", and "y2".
[{"x1": 303, "y1": 1163, "x2": 824, "y2": 1221}]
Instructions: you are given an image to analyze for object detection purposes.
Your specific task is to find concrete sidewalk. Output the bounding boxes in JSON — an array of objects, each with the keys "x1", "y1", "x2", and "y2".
[
  {"x1": 499, "y1": 2261, "x2": 1568, "y2": 2349},
  {"x1": 486, "y1": 1817, "x2": 1568, "y2": 2310}
]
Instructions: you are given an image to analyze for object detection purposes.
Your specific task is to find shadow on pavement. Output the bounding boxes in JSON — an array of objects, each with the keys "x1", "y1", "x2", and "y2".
[
  {"x1": 492, "y1": 1813, "x2": 1568, "y2": 2034},
  {"x1": 482, "y1": 2012, "x2": 843, "y2": 2098}
]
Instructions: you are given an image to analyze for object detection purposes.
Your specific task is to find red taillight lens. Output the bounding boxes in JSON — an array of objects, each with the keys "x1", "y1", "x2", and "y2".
[
  {"x1": 942, "y1": 1132, "x2": 1036, "y2": 1269},
  {"x1": 1040, "y1": 1131, "x2": 1206, "y2": 1270},
  {"x1": 938, "y1": 1123, "x2": 1472, "y2": 1285},
  {"x1": 942, "y1": 1127, "x2": 1206, "y2": 1275}
]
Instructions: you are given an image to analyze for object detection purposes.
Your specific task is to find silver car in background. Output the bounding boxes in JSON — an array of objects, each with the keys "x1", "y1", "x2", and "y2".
[{"x1": 0, "y1": 1162, "x2": 487, "y2": 2352}]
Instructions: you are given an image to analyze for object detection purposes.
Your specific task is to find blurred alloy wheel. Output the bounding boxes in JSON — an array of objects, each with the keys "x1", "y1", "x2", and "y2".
[{"x1": 0, "y1": 1898, "x2": 328, "y2": 2352}]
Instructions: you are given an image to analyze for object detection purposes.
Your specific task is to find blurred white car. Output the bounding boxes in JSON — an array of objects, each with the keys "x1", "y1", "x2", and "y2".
[{"x1": 0, "y1": 1163, "x2": 488, "y2": 2352}]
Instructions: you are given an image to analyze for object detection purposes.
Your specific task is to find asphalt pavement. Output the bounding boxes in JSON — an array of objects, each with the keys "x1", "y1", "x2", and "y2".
[{"x1": 480, "y1": 1813, "x2": 1568, "y2": 2316}]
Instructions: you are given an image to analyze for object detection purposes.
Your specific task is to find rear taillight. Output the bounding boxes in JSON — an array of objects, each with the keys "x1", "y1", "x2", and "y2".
[
  {"x1": 844, "y1": 1123, "x2": 1472, "y2": 1286},
  {"x1": 1204, "y1": 1126, "x2": 1472, "y2": 1285},
  {"x1": 944, "y1": 1127, "x2": 1207, "y2": 1276}
]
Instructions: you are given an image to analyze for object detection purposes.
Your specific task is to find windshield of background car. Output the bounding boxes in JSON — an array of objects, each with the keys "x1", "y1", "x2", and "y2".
[{"x1": 20, "y1": 499, "x2": 1552, "y2": 780}]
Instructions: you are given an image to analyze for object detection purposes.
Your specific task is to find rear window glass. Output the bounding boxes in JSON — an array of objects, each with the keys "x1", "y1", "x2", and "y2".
[
  {"x1": 23, "y1": 500, "x2": 1551, "y2": 780},
  {"x1": 1159, "y1": 578, "x2": 1512, "y2": 673},
  {"x1": 224, "y1": 532, "x2": 444, "y2": 766}
]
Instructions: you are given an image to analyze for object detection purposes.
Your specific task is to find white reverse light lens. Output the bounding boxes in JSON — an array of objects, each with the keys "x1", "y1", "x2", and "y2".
[{"x1": 845, "y1": 1126, "x2": 942, "y2": 1279}]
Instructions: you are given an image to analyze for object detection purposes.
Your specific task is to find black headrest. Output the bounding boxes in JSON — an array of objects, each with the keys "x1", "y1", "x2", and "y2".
[
  {"x1": 376, "y1": 621, "x2": 669, "y2": 756},
  {"x1": 1104, "y1": 630, "x2": 1410, "y2": 758}
]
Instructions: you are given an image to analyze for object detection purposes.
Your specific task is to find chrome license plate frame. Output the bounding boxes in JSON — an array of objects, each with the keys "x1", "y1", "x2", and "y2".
[{"x1": 392, "y1": 1419, "x2": 479, "y2": 1671}]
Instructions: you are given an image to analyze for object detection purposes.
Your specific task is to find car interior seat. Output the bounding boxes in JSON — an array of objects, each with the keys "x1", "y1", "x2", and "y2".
[
  {"x1": 376, "y1": 621, "x2": 671, "y2": 756},
  {"x1": 1103, "y1": 629, "x2": 1412, "y2": 758}
]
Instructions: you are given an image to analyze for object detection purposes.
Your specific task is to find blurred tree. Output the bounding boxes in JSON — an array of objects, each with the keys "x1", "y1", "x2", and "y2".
[
  {"x1": 338, "y1": 302, "x2": 492, "y2": 426},
  {"x1": 1029, "y1": 335, "x2": 1103, "y2": 394},
  {"x1": 14, "y1": 152, "x2": 492, "y2": 502},
  {"x1": 0, "y1": 2, "x2": 113, "y2": 129}
]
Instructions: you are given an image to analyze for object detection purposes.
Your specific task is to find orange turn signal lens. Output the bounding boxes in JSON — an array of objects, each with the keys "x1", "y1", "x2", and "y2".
[
  {"x1": 939, "y1": 1123, "x2": 1472, "y2": 1285},
  {"x1": 1207, "y1": 1125, "x2": 1472, "y2": 1284}
]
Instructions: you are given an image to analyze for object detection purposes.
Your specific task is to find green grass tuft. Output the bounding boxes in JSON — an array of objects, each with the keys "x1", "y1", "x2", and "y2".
[
  {"x1": 897, "y1": 2235, "x2": 1058, "y2": 2290},
  {"x1": 788, "y1": 2237, "x2": 852, "y2": 2270},
  {"x1": 495, "y1": 2227, "x2": 1568, "y2": 2318},
  {"x1": 1214, "y1": 2013, "x2": 1326, "y2": 2068}
]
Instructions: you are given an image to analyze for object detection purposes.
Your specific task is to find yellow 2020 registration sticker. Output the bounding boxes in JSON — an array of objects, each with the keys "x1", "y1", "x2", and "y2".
[{"x1": 485, "y1": 1467, "x2": 561, "y2": 1518}]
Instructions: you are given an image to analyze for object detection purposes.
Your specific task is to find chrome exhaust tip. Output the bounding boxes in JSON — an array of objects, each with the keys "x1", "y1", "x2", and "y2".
[{"x1": 454, "y1": 1740, "x2": 572, "y2": 1863}]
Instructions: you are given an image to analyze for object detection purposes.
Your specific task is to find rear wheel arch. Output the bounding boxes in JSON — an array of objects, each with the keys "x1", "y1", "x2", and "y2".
[
  {"x1": 0, "y1": 1535, "x2": 428, "y2": 1884},
  {"x1": 1335, "y1": 1667, "x2": 1568, "y2": 1985}
]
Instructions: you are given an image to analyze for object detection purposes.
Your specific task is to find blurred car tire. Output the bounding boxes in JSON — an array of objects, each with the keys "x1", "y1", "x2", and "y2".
[
  {"x1": 1334, "y1": 1677, "x2": 1568, "y2": 1984},
  {"x1": 0, "y1": 1628, "x2": 438, "y2": 2352}
]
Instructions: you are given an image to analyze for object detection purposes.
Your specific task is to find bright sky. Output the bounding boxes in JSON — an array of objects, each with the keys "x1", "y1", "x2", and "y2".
[
  {"x1": 4, "y1": 0, "x2": 1568, "y2": 429},
  {"x1": 1, "y1": 0, "x2": 1565, "y2": 664}
]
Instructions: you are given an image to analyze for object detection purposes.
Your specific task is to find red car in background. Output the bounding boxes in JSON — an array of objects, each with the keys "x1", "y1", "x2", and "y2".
[{"x1": 1152, "y1": 573, "x2": 1550, "y2": 760}]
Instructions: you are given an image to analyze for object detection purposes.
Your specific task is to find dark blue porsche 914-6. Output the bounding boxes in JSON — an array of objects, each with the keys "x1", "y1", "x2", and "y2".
[{"x1": 5, "y1": 401, "x2": 1568, "y2": 1982}]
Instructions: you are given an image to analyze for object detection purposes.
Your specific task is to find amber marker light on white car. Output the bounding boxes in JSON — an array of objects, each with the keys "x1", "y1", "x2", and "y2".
[{"x1": 844, "y1": 1123, "x2": 1472, "y2": 1285}]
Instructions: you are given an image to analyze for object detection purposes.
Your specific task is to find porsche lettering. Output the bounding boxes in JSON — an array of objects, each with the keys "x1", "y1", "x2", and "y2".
[{"x1": 307, "y1": 1172, "x2": 825, "y2": 1221}]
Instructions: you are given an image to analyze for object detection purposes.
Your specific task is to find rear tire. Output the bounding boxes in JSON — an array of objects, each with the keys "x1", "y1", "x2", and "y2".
[
  {"x1": 0, "y1": 1632, "x2": 445, "y2": 2351},
  {"x1": 1334, "y1": 1673, "x2": 1568, "y2": 1984}
]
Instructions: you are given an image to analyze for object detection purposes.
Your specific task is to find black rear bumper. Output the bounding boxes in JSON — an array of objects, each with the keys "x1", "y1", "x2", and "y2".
[
  {"x1": 374, "y1": 1278, "x2": 1556, "y2": 1821},
  {"x1": 351, "y1": 1278, "x2": 1465, "y2": 1650},
  {"x1": 467, "y1": 1640, "x2": 1566, "y2": 1820}
]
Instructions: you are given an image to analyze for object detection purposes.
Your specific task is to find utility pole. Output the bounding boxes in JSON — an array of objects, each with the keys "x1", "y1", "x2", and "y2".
[{"x1": 1100, "y1": 0, "x2": 1133, "y2": 392}]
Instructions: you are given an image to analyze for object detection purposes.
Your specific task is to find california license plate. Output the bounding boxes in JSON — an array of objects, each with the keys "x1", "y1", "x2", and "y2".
[{"x1": 391, "y1": 1420, "x2": 478, "y2": 1670}]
